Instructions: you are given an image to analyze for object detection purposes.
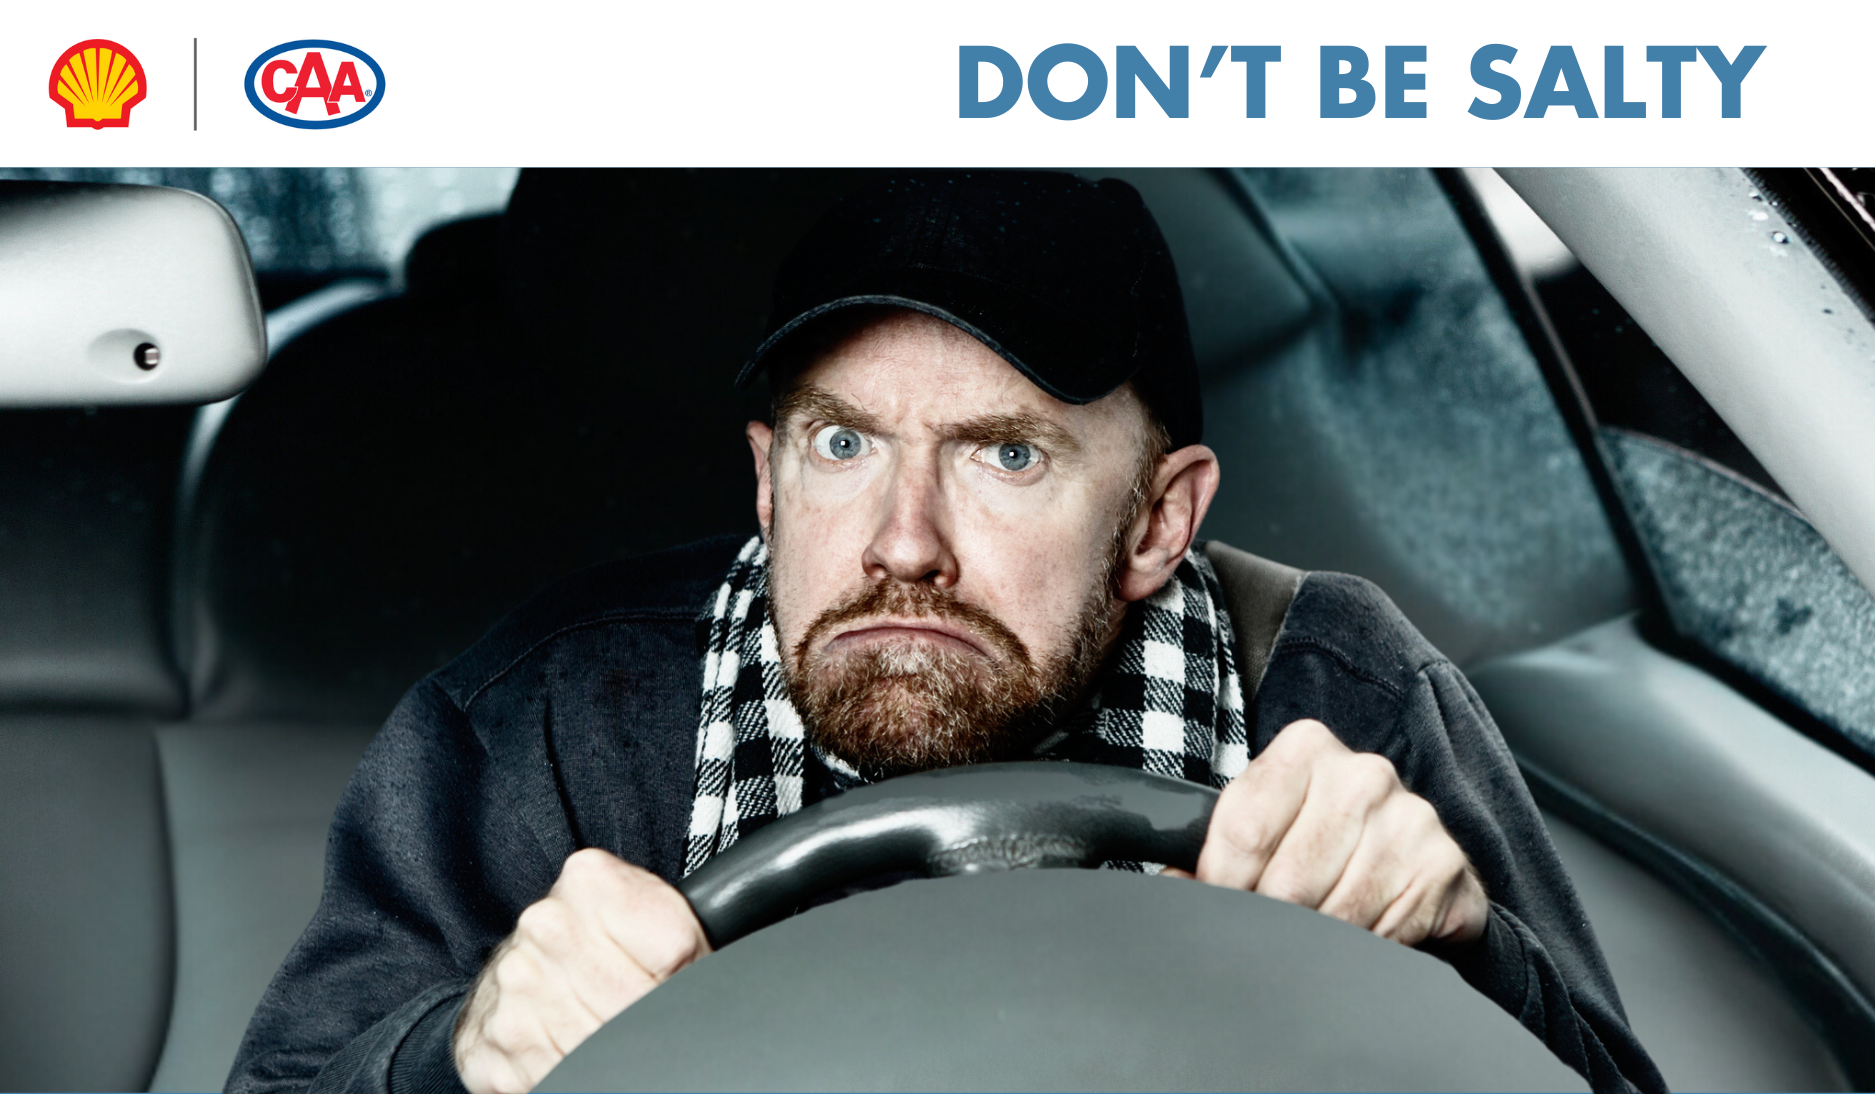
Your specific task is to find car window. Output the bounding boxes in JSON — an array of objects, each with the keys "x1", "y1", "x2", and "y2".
[
  {"x1": 1601, "y1": 430, "x2": 1875, "y2": 751},
  {"x1": 0, "y1": 167, "x2": 518, "y2": 309},
  {"x1": 1194, "y1": 167, "x2": 1631, "y2": 668},
  {"x1": 1471, "y1": 170, "x2": 1875, "y2": 761},
  {"x1": 1750, "y1": 169, "x2": 1875, "y2": 329}
]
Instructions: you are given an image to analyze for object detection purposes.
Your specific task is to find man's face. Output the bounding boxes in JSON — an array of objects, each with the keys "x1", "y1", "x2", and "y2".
[{"x1": 748, "y1": 310, "x2": 1158, "y2": 777}]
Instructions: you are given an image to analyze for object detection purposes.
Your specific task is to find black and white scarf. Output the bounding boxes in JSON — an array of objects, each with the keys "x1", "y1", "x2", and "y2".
[{"x1": 683, "y1": 535, "x2": 1248, "y2": 876}]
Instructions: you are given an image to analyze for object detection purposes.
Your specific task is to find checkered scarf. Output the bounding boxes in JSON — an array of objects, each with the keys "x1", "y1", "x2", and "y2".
[{"x1": 683, "y1": 535, "x2": 1248, "y2": 876}]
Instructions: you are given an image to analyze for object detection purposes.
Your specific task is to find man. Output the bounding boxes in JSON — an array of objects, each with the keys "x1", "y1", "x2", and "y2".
[{"x1": 230, "y1": 172, "x2": 1662, "y2": 1094}]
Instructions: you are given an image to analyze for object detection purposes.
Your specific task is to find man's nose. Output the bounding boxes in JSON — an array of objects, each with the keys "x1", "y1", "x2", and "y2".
[{"x1": 861, "y1": 458, "x2": 957, "y2": 587}]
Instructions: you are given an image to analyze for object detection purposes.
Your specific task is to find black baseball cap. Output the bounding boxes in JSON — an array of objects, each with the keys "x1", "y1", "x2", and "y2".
[{"x1": 736, "y1": 171, "x2": 1203, "y2": 448}]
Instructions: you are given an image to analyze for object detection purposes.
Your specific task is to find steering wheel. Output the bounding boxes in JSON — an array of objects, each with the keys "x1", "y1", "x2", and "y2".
[
  {"x1": 679, "y1": 761, "x2": 1220, "y2": 946},
  {"x1": 541, "y1": 763, "x2": 1585, "y2": 1092}
]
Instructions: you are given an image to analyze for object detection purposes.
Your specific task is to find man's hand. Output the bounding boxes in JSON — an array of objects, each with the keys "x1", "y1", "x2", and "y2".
[
  {"x1": 453, "y1": 849, "x2": 710, "y2": 1094},
  {"x1": 1167, "y1": 719, "x2": 1488, "y2": 948}
]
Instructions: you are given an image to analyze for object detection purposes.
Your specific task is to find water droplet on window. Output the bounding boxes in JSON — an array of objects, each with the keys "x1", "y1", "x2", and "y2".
[{"x1": 1772, "y1": 231, "x2": 1789, "y2": 244}]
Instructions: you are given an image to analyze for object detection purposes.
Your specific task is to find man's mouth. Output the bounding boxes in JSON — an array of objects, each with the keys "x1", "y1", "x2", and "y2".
[{"x1": 826, "y1": 619, "x2": 994, "y2": 660}]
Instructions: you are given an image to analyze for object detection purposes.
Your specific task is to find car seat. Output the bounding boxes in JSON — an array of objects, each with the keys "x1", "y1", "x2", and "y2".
[{"x1": 0, "y1": 406, "x2": 194, "y2": 1092}]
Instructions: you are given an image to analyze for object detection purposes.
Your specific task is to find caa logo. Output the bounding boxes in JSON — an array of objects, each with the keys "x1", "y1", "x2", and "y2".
[{"x1": 245, "y1": 40, "x2": 383, "y2": 128}]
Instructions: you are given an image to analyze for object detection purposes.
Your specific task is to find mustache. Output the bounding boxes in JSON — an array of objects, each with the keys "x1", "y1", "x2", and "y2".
[{"x1": 793, "y1": 580, "x2": 1031, "y2": 669}]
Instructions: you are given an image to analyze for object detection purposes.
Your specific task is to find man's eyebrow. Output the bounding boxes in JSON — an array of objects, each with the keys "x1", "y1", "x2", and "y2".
[
  {"x1": 941, "y1": 412, "x2": 1081, "y2": 456},
  {"x1": 776, "y1": 386, "x2": 887, "y2": 437},
  {"x1": 776, "y1": 386, "x2": 1081, "y2": 456}
]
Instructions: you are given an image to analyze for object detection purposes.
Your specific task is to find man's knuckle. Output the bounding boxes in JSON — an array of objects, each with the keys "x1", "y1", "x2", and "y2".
[
  {"x1": 1218, "y1": 773, "x2": 1260, "y2": 808},
  {"x1": 1318, "y1": 883, "x2": 1361, "y2": 921},
  {"x1": 1236, "y1": 752, "x2": 1282, "y2": 788},
  {"x1": 645, "y1": 876, "x2": 694, "y2": 918},
  {"x1": 634, "y1": 906, "x2": 707, "y2": 977},
  {"x1": 517, "y1": 900, "x2": 578, "y2": 951},
  {"x1": 1257, "y1": 868, "x2": 1309, "y2": 906},
  {"x1": 483, "y1": 1008, "x2": 538, "y2": 1054},
  {"x1": 1400, "y1": 905, "x2": 1440, "y2": 947},
  {"x1": 515, "y1": 899, "x2": 556, "y2": 933},
  {"x1": 1219, "y1": 812, "x2": 1276, "y2": 861},
  {"x1": 560, "y1": 848, "x2": 620, "y2": 889},
  {"x1": 636, "y1": 937, "x2": 696, "y2": 981},
  {"x1": 1396, "y1": 788, "x2": 1438, "y2": 824},
  {"x1": 624, "y1": 875, "x2": 695, "y2": 925},
  {"x1": 1259, "y1": 722, "x2": 1300, "y2": 755},
  {"x1": 1347, "y1": 751, "x2": 1399, "y2": 792},
  {"x1": 1351, "y1": 874, "x2": 1388, "y2": 915},
  {"x1": 491, "y1": 951, "x2": 543, "y2": 997},
  {"x1": 1396, "y1": 876, "x2": 1448, "y2": 940}
]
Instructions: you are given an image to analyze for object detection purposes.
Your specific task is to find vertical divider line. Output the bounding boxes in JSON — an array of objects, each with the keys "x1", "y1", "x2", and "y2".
[{"x1": 193, "y1": 38, "x2": 198, "y2": 131}]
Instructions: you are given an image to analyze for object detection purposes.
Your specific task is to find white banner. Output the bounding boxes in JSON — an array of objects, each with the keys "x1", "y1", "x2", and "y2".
[{"x1": 0, "y1": 0, "x2": 1863, "y2": 166}]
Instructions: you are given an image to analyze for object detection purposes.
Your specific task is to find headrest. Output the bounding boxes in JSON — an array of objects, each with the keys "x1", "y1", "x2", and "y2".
[
  {"x1": 0, "y1": 406, "x2": 191, "y2": 713},
  {"x1": 404, "y1": 213, "x2": 501, "y2": 300},
  {"x1": 184, "y1": 175, "x2": 875, "y2": 722},
  {"x1": 499, "y1": 168, "x2": 880, "y2": 400}
]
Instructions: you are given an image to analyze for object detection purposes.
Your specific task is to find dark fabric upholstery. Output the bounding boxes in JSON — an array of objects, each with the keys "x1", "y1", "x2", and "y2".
[{"x1": 182, "y1": 172, "x2": 876, "y2": 725}]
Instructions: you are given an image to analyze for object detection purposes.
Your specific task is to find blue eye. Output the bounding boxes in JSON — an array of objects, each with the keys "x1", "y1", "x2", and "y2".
[
  {"x1": 994, "y1": 443, "x2": 1037, "y2": 471},
  {"x1": 812, "y1": 425, "x2": 868, "y2": 461}
]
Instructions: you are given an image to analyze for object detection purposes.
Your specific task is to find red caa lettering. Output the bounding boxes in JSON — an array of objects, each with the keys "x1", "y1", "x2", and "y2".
[
  {"x1": 262, "y1": 59, "x2": 298, "y2": 103},
  {"x1": 330, "y1": 61, "x2": 367, "y2": 105},
  {"x1": 291, "y1": 51, "x2": 336, "y2": 115}
]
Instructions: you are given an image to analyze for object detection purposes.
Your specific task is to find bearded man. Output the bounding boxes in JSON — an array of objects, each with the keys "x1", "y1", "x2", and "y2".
[{"x1": 229, "y1": 172, "x2": 1663, "y2": 1094}]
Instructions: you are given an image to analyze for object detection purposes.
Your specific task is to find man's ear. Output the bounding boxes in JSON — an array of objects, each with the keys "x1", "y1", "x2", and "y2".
[
  {"x1": 1116, "y1": 444, "x2": 1221, "y2": 603},
  {"x1": 747, "y1": 421, "x2": 775, "y2": 542}
]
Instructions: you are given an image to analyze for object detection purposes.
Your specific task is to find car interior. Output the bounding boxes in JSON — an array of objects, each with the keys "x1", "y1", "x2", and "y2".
[{"x1": 1, "y1": 167, "x2": 1871, "y2": 1092}]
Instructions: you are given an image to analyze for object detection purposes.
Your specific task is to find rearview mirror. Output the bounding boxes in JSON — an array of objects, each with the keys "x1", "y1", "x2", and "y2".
[{"x1": 0, "y1": 182, "x2": 267, "y2": 406}]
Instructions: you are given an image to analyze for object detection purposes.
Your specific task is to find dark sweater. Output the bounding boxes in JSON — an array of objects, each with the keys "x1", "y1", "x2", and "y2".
[{"x1": 227, "y1": 535, "x2": 1664, "y2": 1094}]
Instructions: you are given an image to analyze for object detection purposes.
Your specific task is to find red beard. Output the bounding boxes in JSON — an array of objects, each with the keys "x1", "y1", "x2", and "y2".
[{"x1": 783, "y1": 576, "x2": 1113, "y2": 780}]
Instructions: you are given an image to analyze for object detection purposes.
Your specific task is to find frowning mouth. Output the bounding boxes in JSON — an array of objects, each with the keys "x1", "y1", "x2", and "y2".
[
  {"x1": 826, "y1": 619, "x2": 995, "y2": 660},
  {"x1": 793, "y1": 581, "x2": 1032, "y2": 673}
]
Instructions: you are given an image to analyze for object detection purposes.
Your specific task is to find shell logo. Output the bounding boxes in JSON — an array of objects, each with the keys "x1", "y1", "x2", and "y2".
[
  {"x1": 245, "y1": 40, "x2": 384, "y2": 129},
  {"x1": 49, "y1": 40, "x2": 147, "y2": 129}
]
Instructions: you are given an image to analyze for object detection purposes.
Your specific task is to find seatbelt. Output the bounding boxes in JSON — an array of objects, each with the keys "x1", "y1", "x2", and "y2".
[{"x1": 1202, "y1": 541, "x2": 1303, "y2": 713}]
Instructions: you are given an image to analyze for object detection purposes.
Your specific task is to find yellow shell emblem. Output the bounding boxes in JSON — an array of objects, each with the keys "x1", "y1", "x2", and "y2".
[{"x1": 49, "y1": 40, "x2": 147, "y2": 129}]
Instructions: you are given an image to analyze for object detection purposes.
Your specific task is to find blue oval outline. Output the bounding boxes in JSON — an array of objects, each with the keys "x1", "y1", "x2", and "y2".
[{"x1": 245, "y1": 40, "x2": 385, "y2": 129}]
